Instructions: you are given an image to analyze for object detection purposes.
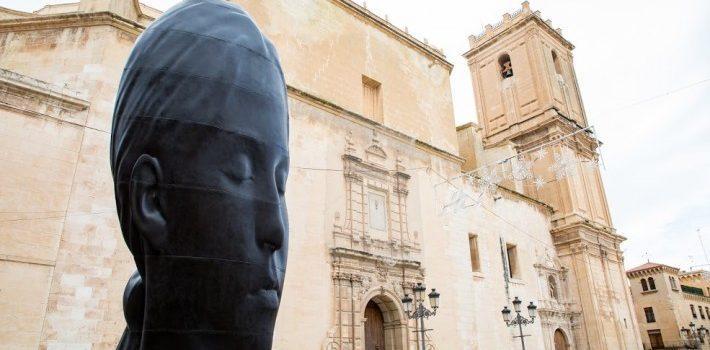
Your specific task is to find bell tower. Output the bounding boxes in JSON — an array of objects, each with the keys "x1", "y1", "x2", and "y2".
[
  {"x1": 465, "y1": 1, "x2": 588, "y2": 147},
  {"x1": 464, "y1": 2, "x2": 643, "y2": 350}
]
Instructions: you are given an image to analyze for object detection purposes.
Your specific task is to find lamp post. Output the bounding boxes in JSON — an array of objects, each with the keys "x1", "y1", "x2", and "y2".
[
  {"x1": 501, "y1": 297, "x2": 537, "y2": 350},
  {"x1": 402, "y1": 283, "x2": 440, "y2": 350},
  {"x1": 681, "y1": 322, "x2": 708, "y2": 349}
]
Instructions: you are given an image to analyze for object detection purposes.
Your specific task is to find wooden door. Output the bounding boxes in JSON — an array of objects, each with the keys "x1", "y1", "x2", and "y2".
[
  {"x1": 364, "y1": 301, "x2": 386, "y2": 350},
  {"x1": 554, "y1": 329, "x2": 568, "y2": 350},
  {"x1": 648, "y1": 330, "x2": 664, "y2": 349}
]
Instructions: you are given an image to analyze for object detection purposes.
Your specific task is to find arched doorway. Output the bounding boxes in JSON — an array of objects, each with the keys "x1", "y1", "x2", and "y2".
[
  {"x1": 554, "y1": 329, "x2": 569, "y2": 350},
  {"x1": 364, "y1": 301, "x2": 386, "y2": 350},
  {"x1": 361, "y1": 292, "x2": 407, "y2": 350}
]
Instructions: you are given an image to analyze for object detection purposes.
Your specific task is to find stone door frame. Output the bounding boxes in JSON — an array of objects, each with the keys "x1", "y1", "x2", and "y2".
[{"x1": 359, "y1": 288, "x2": 408, "y2": 350}]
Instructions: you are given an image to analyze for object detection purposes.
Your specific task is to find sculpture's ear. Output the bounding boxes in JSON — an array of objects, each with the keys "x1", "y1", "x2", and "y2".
[{"x1": 129, "y1": 154, "x2": 167, "y2": 250}]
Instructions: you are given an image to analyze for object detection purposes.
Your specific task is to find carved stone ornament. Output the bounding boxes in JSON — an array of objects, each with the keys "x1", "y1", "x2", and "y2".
[
  {"x1": 375, "y1": 260, "x2": 389, "y2": 282},
  {"x1": 326, "y1": 131, "x2": 425, "y2": 349}
]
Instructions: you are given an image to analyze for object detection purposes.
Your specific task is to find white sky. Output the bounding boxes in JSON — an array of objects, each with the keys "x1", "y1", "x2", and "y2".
[{"x1": 4, "y1": 0, "x2": 710, "y2": 271}]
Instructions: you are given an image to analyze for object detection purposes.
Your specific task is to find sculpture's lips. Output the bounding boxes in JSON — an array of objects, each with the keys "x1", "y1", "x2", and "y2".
[{"x1": 253, "y1": 289, "x2": 280, "y2": 310}]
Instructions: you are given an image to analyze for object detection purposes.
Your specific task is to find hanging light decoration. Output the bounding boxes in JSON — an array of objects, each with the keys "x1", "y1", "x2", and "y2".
[{"x1": 549, "y1": 151, "x2": 577, "y2": 180}]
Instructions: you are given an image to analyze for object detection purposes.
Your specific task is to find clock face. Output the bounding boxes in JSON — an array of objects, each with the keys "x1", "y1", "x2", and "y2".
[{"x1": 368, "y1": 192, "x2": 387, "y2": 232}]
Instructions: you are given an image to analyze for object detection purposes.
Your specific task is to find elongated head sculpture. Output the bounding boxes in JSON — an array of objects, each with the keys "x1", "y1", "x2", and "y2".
[{"x1": 110, "y1": 0, "x2": 289, "y2": 348}]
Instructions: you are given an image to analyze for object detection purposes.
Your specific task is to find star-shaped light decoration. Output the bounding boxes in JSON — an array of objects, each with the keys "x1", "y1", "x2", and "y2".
[
  {"x1": 534, "y1": 147, "x2": 548, "y2": 161},
  {"x1": 511, "y1": 156, "x2": 533, "y2": 181},
  {"x1": 477, "y1": 166, "x2": 502, "y2": 196},
  {"x1": 533, "y1": 176, "x2": 546, "y2": 190},
  {"x1": 442, "y1": 188, "x2": 466, "y2": 214},
  {"x1": 462, "y1": 174, "x2": 476, "y2": 187},
  {"x1": 549, "y1": 151, "x2": 577, "y2": 180}
]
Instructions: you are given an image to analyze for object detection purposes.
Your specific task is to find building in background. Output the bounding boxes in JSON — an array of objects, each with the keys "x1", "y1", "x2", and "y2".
[
  {"x1": 627, "y1": 263, "x2": 710, "y2": 349},
  {"x1": 0, "y1": 1, "x2": 641, "y2": 349}
]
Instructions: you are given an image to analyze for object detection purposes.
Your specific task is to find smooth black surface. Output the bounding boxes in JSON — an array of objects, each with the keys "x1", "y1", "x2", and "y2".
[{"x1": 110, "y1": 1, "x2": 289, "y2": 348}]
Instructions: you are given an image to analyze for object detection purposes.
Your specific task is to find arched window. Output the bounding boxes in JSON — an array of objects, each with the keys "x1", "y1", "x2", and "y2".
[
  {"x1": 648, "y1": 277, "x2": 656, "y2": 290},
  {"x1": 548, "y1": 275, "x2": 559, "y2": 300},
  {"x1": 551, "y1": 50, "x2": 563, "y2": 75},
  {"x1": 641, "y1": 278, "x2": 648, "y2": 291},
  {"x1": 498, "y1": 53, "x2": 513, "y2": 78},
  {"x1": 669, "y1": 276, "x2": 678, "y2": 290}
]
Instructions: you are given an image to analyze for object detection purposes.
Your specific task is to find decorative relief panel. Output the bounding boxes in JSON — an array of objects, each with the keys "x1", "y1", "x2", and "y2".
[
  {"x1": 334, "y1": 131, "x2": 419, "y2": 261},
  {"x1": 325, "y1": 131, "x2": 425, "y2": 350},
  {"x1": 535, "y1": 252, "x2": 580, "y2": 350}
]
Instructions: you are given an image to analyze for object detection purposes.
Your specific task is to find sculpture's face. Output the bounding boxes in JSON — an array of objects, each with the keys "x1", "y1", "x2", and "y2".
[
  {"x1": 218, "y1": 133, "x2": 289, "y2": 309},
  {"x1": 147, "y1": 125, "x2": 289, "y2": 334},
  {"x1": 183, "y1": 131, "x2": 289, "y2": 306}
]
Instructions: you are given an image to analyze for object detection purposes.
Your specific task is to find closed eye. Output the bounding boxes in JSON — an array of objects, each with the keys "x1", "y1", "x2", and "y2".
[
  {"x1": 275, "y1": 159, "x2": 288, "y2": 196},
  {"x1": 230, "y1": 153, "x2": 254, "y2": 183}
]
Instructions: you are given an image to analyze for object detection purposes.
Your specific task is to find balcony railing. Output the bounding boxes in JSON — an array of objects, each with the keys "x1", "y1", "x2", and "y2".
[{"x1": 643, "y1": 340, "x2": 702, "y2": 349}]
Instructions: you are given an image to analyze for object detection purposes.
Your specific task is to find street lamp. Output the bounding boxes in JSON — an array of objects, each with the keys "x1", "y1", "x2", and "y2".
[
  {"x1": 501, "y1": 297, "x2": 537, "y2": 350},
  {"x1": 682, "y1": 322, "x2": 708, "y2": 349},
  {"x1": 402, "y1": 283, "x2": 440, "y2": 350}
]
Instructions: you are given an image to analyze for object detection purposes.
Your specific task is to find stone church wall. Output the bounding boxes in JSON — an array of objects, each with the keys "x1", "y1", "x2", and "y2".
[
  {"x1": 0, "y1": 21, "x2": 137, "y2": 349},
  {"x1": 238, "y1": 0, "x2": 458, "y2": 155}
]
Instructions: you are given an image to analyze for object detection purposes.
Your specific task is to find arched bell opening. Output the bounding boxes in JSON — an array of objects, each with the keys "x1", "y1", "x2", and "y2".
[{"x1": 498, "y1": 53, "x2": 514, "y2": 78}]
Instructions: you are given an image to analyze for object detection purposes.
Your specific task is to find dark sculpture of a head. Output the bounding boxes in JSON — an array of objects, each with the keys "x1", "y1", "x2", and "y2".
[{"x1": 110, "y1": 1, "x2": 289, "y2": 348}]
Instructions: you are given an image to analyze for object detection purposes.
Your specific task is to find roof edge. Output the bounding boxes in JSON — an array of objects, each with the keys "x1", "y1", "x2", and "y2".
[{"x1": 333, "y1": 0, "x2": 453, "y2": 70}]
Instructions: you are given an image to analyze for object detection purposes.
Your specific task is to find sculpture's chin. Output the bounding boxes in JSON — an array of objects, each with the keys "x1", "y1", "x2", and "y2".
[{"x1": 139, "y1": 255, "x2": 282, "y2": 331}]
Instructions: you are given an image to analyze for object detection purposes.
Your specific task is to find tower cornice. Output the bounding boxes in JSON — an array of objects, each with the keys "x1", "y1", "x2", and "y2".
[
  {"x1": 551, "y1": 220, "x2": 626, "y2": 259},
  {"x1": 484, "y1": 110, "x2": 600, "y2": 159},
  {"x1": 463, "y1": 1, "x2": 574, "y2": 59}
]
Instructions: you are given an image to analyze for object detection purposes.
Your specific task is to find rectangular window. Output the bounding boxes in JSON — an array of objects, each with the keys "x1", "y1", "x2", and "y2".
[
  {"x1": 362, "y1": 76, "x2": 383, "y2": 123},
  {"x1": 506, "y1": 244, "x2": 519, "y2": 279},
  {"x1": 469, "y1": 234, "x2": 481, "y2": 272},
  {"x1": 691, "y1": 305, "x2": 698, "y2": 318},
  {"x1": 644, "y1": 307, "x2": 656, "y2": 323},
  {"x1": 706, "y1": 307, "x2": 710, "y2": 320},
  {"x1": 701, "y1": 306, "x2": 706, "y2": 320}
]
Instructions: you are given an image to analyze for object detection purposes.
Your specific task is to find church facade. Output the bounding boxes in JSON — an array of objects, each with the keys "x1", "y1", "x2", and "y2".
[{"x1": 0, "y1": 1, "x2": 642, "y2": 349}]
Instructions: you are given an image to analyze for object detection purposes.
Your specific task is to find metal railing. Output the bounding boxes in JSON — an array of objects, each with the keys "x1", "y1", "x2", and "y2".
[{"x1": 643, "y1": 340, "x2": 706, "y2": 349}]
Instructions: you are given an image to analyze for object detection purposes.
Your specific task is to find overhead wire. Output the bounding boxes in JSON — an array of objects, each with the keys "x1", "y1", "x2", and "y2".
[
  {"x1": 6, "y1": 75, "x2": 707, "y2": 234},
  {"x1": 597, "y1": 76, "x2": 710, "y2": 115},
  {"x1": 426, "y1": 166, "x2": 560, "y2": 252}
]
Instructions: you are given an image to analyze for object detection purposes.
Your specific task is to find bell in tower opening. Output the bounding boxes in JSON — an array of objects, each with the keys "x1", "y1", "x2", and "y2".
[{"x1": 499, "y1": 53, "x2": 514, "y2": 78}]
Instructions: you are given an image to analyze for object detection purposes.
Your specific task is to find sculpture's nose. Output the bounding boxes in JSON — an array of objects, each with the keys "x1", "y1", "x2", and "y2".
[
  {"x1": 257, "y1": 205, "x2": 287, "y2": 294},
  {"x1": 256, "y1": 202, "x2": 286, "y2": 254}
]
